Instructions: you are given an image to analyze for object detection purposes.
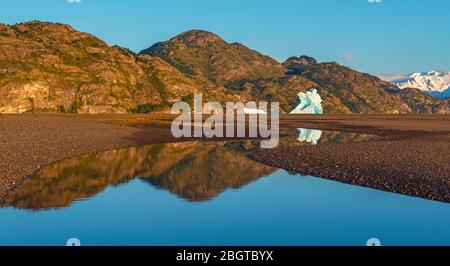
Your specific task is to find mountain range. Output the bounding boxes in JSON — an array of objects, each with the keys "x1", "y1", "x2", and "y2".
[
  {"x1": 379, "y1": 71, "x2": 450, "y2": 99},
  {"x1": 0, "y1": 21, "x2": 448, "y2": 114}
]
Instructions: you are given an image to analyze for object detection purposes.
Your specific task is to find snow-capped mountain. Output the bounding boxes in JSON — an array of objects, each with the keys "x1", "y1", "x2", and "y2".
[{"x1": 379, "y1": 71, "x2": 450, "y2": 98}]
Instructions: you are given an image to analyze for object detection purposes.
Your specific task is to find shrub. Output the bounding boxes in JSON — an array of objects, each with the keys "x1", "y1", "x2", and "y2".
[{"x1": 129, "y1": 103, "x2": 171, "y2": 114}]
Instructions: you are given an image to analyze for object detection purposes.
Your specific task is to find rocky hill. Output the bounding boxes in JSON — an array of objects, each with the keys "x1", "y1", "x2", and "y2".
[
  {"x1": 392, "y1": 87, "x2": 450, "y2": 114},
  {"x1": 0, "y1": 21, "x2": 448, "y2": 114},
  {"x1": 0, "y1": 21, "x2": 203, "y2": 113},
  {"x1": 141, "y1": 30, "x2": 285, "y2": 85}
]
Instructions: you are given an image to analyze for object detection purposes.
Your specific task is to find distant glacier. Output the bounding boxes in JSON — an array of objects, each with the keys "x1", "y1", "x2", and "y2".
[{"x1": 378, "y1": 71, "x2": 450, "y2": 99}]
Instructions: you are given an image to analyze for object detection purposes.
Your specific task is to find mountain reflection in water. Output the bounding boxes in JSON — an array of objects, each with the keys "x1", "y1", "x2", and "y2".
[
  {"x1": 4, "y1": 141, "x2": 275, "y2": 210},
  {"x1": 3, "y1": 129, "x2": 375, "y2": 211}
]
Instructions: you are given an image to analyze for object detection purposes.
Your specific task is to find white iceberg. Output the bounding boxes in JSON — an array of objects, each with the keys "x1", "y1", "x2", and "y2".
[
  {"x1": 297, "y1": 128, "x2": 322, "y2": 145},
  {"x1": 290, "y1": 88, "x2": 323, "y2": 114}
]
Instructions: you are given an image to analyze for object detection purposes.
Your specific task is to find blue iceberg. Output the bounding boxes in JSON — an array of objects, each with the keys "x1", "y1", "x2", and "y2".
[{"x1": 290, "y1": 88, "x2": 323, "y2": 114}]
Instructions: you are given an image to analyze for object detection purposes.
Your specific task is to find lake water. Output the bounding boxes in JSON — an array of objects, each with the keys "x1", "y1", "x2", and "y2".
[{"x1": 0, "y1": 129, "x2": 449, "y2": 246}]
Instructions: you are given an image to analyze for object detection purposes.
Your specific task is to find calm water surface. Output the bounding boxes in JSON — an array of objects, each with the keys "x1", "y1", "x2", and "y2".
[{"x1": 0, "y1": 129, "x2": 449, "y2": 246}]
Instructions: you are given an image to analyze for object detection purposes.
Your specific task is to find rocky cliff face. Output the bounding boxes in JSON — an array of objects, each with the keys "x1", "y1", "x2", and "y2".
[{"x1": 0, "y1": 22, "x2": 448, "y2": 114}]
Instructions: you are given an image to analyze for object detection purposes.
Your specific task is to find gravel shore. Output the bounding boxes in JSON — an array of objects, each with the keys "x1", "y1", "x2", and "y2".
[
  {"x1": 250, "y1": 133, "x2": 450, "y2": 202},
  {"x1": 256, "y1": 115, "x2": 450, "y2": 203}
]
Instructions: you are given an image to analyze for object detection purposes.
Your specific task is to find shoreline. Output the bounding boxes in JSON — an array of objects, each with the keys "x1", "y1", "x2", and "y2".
[
  {"x1": 0, "y1": 114, "x2": 449, "y2": 203},
  {"x1": 249, "y1": 136, "x2": 450, "y2": 203}
]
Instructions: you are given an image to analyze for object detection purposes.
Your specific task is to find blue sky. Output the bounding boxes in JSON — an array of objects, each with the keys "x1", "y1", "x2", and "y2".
[{"x1": 0, "y1": 0, "x2": 448, "y2": 74}]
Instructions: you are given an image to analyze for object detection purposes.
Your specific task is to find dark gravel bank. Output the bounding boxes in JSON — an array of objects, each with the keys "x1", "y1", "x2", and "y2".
[{"x1": 250, "y1": 136, "x2": 450, "y2": 203}]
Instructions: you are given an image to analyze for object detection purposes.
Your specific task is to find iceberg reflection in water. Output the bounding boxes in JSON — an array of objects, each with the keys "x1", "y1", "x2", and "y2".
[{"x1": 296, "y1": 128, "x2": 323, "y2": 145}]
